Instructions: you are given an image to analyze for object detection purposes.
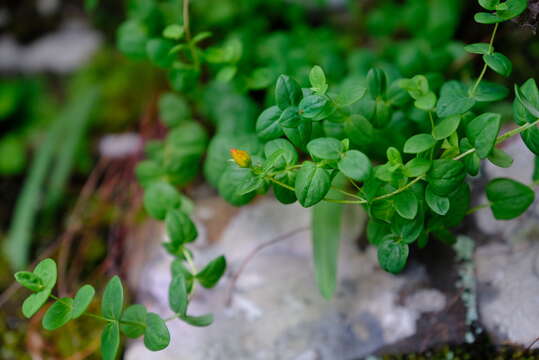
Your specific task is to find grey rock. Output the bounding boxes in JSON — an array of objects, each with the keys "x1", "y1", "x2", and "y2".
[
  {"x1": 125, "y1": 197, "x2": 455, "y2": 360},
  {"x1": 475, "y1": 225, "x2": 539, "y2": 348},
  {"x1": 404, "y1": 289, "x2": 447, "y2": 314},
  {"x1": 474, "y1": 137, "x2": 539, "y2": 347},
  {"x1": 475, "y1": 137, "x2": 537, "y2": 237},
  {"x1": 37, "y1": 0, "x2": 60, "y2": 16},
  {"x1": 0, "y1": 20, "x2": 101, "y2": 74},
  {"x1": 0, "y1": 8, "x2": 8, "y2": 27},
  {"x1": 98, "y1": 133, "x2": 142, "y2": 159}
]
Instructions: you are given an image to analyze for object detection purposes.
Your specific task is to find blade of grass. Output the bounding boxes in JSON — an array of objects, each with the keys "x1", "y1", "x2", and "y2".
[
  {"x1": 45, "y1": 87, "x2": 99, "y2": 210},
  {"x1": 3, "y1": 87, "x2": 99, "y2": 270},
  {"x1": 4, "y1": 113, "x2": 66, "y2": 269},
  {"x1": 311, "y1": 174, "x2": 345, "y2": 299}
]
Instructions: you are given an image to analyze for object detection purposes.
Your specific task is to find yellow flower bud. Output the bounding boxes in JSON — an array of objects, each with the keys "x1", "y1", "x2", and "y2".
[{"x1": 230, "y1": 148, "x2": 251, "y2": 168}]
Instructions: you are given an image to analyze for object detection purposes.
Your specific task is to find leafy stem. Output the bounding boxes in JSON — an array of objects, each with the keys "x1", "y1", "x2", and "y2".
[
  {"x1": 266, "y1": 176, "x2": 294, "y2": 191},
  {"x1": 268, "y1": 115, "x2": 537, "y2": 208},
  {"x1": 371, "y1": 176, "x2": 424, "y2": 202},
  {"x1": 183, "y1": 0, "x2": 200, "y2": 70},
  {"x1": 488, "y1": 22, "x2": 499, "y2": 52},
  {"x1": 165, "y1": 313, "x2": 182, "y2": 322},
  {"x1": 182, "y1": 247, "x2": 199, "y2": 301},
  {"x1": 454, "y1": 118, "x2": 539, "y2": 161},
  {"x1": 470, "y1": 22, "x2": 499, "y2": 96},
  {"x1": 496, "y1": 118, "x2": 539, "y2": 144},
  {"x1": 324, "y1": 198, "x2": 364, "y2": 204},
  {"x1": 183, "y1": 247, "x2": 197, "y2": 274},
  {"x1": 330, "y1": 186, "x2": 365, "y2": 201},
  {"x1": 363, "y1": 116, "x2": 538, "y2": 206},
  {"x1": 50, "y1": 294, "x2": 112, "y2": 323},
  {"x1": 267, "y1": 175, "x2": 365, "y2": 203},
  {"x1": 466, "y1": 203, "x2": 491, "y2": 215}
]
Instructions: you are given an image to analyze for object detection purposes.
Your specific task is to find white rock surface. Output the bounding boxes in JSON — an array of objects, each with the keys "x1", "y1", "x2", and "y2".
[
  {"x1": 0, "y1": 20, "x2": 101, "y2": 73},
  {"x1": 125, "y1": 198, "x2": 448, "y2": 360},
  {"x1": 98, "y1": 133, "x2": 142, "y2": 159},
  {"x1": 474, "y1": 136, "x2": 539, "y2": 348},
  {"x1": 475, "y1": 224, "x2": 539, "y2": 348},
  {"x1": 475, "y1": 136, "x2": 537, "y2": 237}
]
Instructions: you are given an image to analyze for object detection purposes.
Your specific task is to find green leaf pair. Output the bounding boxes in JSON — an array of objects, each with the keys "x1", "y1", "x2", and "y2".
[
  {"x1": 465, "y1": 113, "x2": 501, "y2": 158},
  {"x1": 42, "y1": 284, "x2": 96, "y2": 330},
  {"x1": 427, "y1": 160, "x2": 466, "y2": 197},
  {"x1": 309, "y1": 65, "x2": 328, "y2": 95},
  {"x1": 143, "y1": 182, "x2": 183, "y2": 220},
  {"x1": 399, "y1": 75, "x2": 437, "y2": 111},
  {"x1": 436, "y1": 81, "x2": 475, "y2": 118},
  {"x1": 514, "y1": 80, "x2": 539, "y2": 156},
  {"x1": 16, "y1": 259, "x2": 57, "y2": 318},
  {"x1": 101, "y1": 276, "x2": 170, "y2": 359},
  {"x1": 295, "y1": 161, "x2": 331, "y2": 208},
  {"x1": 164, "y1": 209, "x2": 198, "y2": 254},
  {"x1": 168, "y1": 254, "x2": 224, "y2": 322},
  {"x1": 475, "y1": 0, "x2": 527, "y2": 24}
]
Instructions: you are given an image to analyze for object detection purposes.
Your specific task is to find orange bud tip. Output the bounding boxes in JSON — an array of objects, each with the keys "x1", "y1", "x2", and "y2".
[{"x1": 230, "y1": 149, "x2": 251, "y2": 168}]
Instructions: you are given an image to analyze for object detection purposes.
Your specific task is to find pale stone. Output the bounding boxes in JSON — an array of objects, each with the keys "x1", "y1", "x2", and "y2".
[
  {"x1": 125, "y1": 197, "x2": 450, "y2": 360},
  {"x1": 473, "y1": 136, "x2": 539, "y2": 347},
  {"x1": 475, "y1": 225, "x2": 539, "y2": 348},
  {"x1": 0, "y1": 20, "x2": 101, "y2": 73},
  {"x1": 475, "y1": 136, "x2": 537, "y2": 237},
  {"x1": 98, "y1": 133, "x2": 142, "y2": 159}
]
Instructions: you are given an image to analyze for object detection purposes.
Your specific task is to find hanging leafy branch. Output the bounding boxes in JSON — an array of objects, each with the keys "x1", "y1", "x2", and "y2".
[{"x1": 223, "y1": 0, "x2": 534, "y2": 290}]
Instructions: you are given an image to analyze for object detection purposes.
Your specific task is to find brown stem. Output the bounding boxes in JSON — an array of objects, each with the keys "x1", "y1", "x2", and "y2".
[
  {"x1": 225, "y1": 226, "x2": 309, "y2": 306},
  {"x1": 57, "y1": 159, "x2": 105, "y2": 296}
]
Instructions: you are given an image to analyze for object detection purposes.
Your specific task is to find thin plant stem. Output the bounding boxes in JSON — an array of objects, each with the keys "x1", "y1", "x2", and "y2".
[
  {"x1": 470, "y1": 23, "x2": 499, "y2": 96},
  {"x1": 324, "y1": 198, "x2": 362, "y2": 204},
  {"x1": 470, "y1": 65, "x2": 488, "y2": 97},
  {"x1": 50, "y1": 294, "x2": 111, "y2": 323},
  {"x1": 466, "y1": 203, "x2": 490, "y2": 215},
  {"x1": 454, "y1": 119, "x2": 539, "y2": 161},
  {"x1": 348, "y1": 177, "x2": 362, "y2": 192},
  {"x1": 165, "y1": 313, "x2": 181, "y2": 322},
  {"x1": 182, "y1": 247, "x2": 198, "y2": 301},
  {"x1": 268, "y1": 177, "x2": 364, "y2": 204},
  {"x1": 330, "y1": 186, "x2": 364, "y2": 200},
  {"x1": 268, "y1": 177, "x2": 294, "y2": 191},
  {"x1": 372, "y1": 176, "x2": 424, "y2": 202},
  {"x1": 453, "y1": 148, "x2": 476, "y2": 161},
  {"x1": 183, "y1": 0, "x2": 200, "y2": 70},
  {"x1": 225, "y1": 226, "x2": 309, "y2": 306},
  {"x1": 496, "y1": 119, "x2": 539, "y2": 144},
  {"x1": 183, "y1": 247, "x2": 197, "y2": 274},
  {"x1": 84, "y1": 312, "x2": 111, "y2": 323},
  {"x1": 488, "y1": 22, "x2": 499, "y2": 50}
]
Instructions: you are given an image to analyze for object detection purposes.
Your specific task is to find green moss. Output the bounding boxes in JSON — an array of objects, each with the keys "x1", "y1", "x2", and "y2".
[{"x1": 377, "y1": 336, "x2": 539, "y2": 359}]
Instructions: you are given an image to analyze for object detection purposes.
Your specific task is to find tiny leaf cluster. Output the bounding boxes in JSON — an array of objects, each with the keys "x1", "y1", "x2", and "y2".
[{"x1": 16, "y1": 259, "x2": 170, "y2": 359}]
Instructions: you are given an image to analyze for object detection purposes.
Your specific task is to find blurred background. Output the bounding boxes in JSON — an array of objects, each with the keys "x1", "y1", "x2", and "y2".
[{"x1": 0, "y1": 0, "x2": 538, "y2": 358}]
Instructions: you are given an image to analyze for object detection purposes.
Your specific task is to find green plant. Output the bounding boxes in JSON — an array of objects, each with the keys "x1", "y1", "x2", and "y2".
[
  {"x1": 14, "y1": 0, "x2": 538, "y2": 358},
  {"x1": 226, "y1": 0, "x2": 536, "y2": 286},
  {"x1": 4, "y1": 87, "x2": 99, "y2": 270},
  {"x1": 0, "y1": 78, "x2": 56, "y2": 176}
]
